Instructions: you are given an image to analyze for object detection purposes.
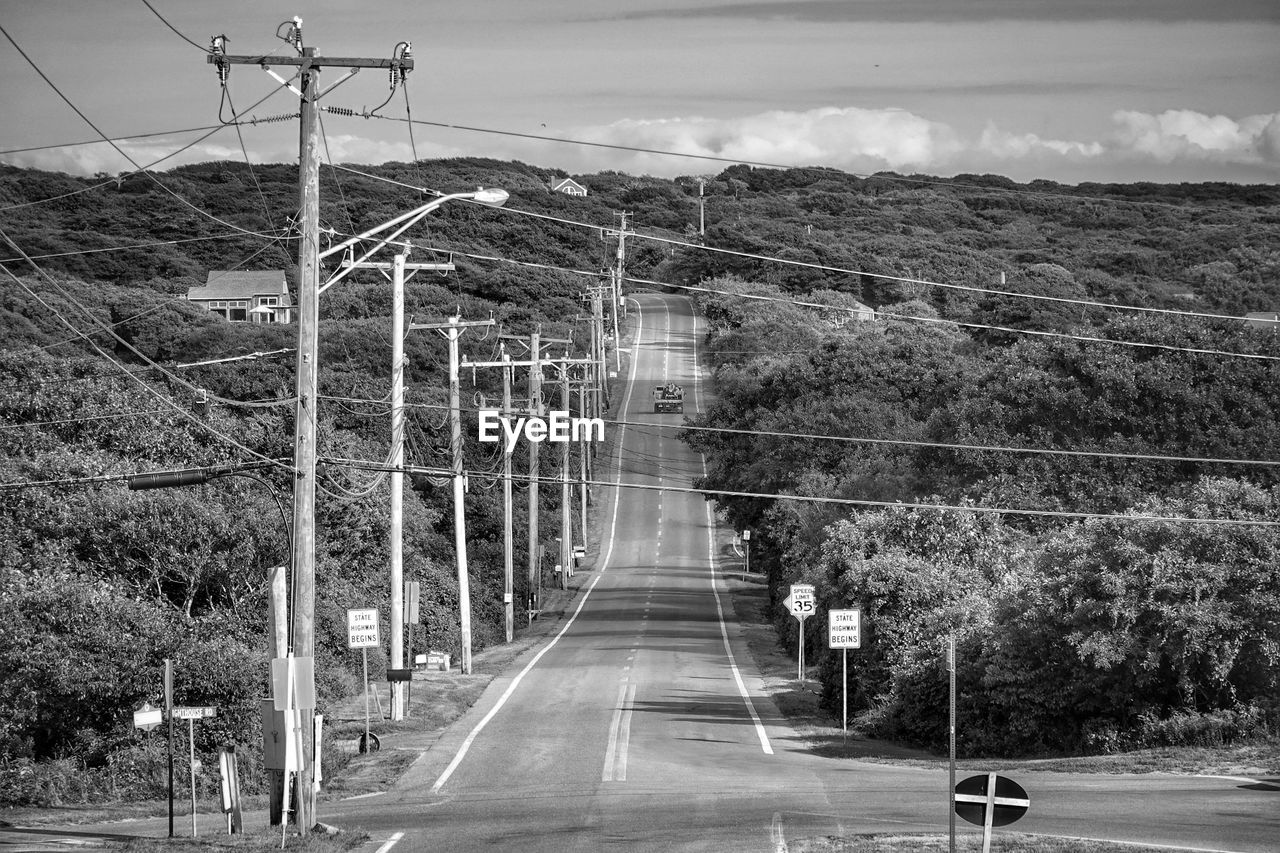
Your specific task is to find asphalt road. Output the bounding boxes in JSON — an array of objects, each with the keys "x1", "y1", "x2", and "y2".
[
  {"x1": 322, "y1": 293, "x2": 1280, "y2": 852},
  {"x1": 14, "y1": 293, "x2": 1268, "y2": 852}
]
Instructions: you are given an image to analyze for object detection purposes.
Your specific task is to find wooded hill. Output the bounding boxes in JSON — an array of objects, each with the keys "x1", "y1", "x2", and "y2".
[{"x1": 1, "y1": 158, "x2": 1278, "y2": 801}]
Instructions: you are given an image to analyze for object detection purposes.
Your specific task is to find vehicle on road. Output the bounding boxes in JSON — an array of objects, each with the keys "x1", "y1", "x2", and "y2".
[{"x1": 652, "y1": 383, "x2": 684, "y2": 413}]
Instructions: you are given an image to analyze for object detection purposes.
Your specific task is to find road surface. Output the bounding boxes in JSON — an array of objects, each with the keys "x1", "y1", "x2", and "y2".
[{"x1": 327, "y1": 292, "x2": 1278, "y2": 852}]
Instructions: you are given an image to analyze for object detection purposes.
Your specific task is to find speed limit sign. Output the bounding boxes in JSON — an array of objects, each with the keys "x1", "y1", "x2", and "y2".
[{"x1": 788, "y1": 584, "x2": 815, "y2": 621}]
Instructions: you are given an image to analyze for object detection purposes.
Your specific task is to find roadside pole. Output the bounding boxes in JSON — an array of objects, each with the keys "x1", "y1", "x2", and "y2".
[
  {"x1": 164, "y1": 658, "x2": 174, "y2": 838},
  {"x1": 949, "y1": 630, "x2": 957, "y2": 853},
  {"x1": 188, "y1": 718, "x2": 197, "y2": 837},
  {"x1": 828, "y1": 608, "x2": 862, "y2": 739}
]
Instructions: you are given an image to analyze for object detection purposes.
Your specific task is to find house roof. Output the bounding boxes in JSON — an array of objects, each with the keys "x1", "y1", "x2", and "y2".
[
  {"x1": 187, "y1": 270, "x2": 290, "y2": 302},
  {"x1": 552, "y1": 177, "x2": 587, "y2": 193}
]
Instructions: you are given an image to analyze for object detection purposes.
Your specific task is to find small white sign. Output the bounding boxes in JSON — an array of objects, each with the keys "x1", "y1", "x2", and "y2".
[
  {"x1": 133, "y1": 704, "x2": 162, "y2": 731},
  {"x1": 172, "y1": 706, "x2": 217, "y2": 720},
  {"x1": 788, "y1": 583, "x2": 815, "y2": 620},
  {"x1": 347, "y1": 608, "x2": 380, "y2": 649},
  {"x1": 829, "y1": 608, "x2": 862, "y2": 649}
]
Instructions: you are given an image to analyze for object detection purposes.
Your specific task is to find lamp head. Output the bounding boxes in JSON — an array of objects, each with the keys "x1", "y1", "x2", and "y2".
[{"x1": 471, "y1": 187, "x2": 509, "y2": 207}]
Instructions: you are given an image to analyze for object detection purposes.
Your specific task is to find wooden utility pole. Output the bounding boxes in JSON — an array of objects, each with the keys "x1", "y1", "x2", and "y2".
[
  {"x1": 341, "y1": 251, "x2": 454, "y2": 716},
  {"x1": 209, "y1": 28, "x2": 413, "y2": 832},
  {"x1": 500, "y1": 329, "x2": 569, "y2": 612},
  {"x1": 461, "y1": 347, "x2": 543, "y2": 642},
  {"x1": 411, "y1": 315, "x2": 494, "y2": 674},
  {"x1": 541, "y1": 357, "x2": 595, "y2": 589},
  {"x1": 602, "y1": 213, "x2": 632, "y2": 371}
]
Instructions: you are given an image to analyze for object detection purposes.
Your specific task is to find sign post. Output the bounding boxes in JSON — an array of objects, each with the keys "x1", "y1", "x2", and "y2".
[
  {"x1": 741, "y1": 529, "x2": 751, "y2": 582},
  {"x1": 827, "y1": 608, "x2": 862, "y2": 734},
  {"x1": 164, "y1": 658, "x2": 174, "y2": 838},
  {"x1": 787, "y1": 584, "x2": 815, "y2": 685},
  {"x1": 954, "y1": 773, "x2": 1030, "y2": 853},
  {"x1": 171, "y1": 706, "x2": 217, "y2": 837},
  {"x1": 948, "y1": 631, "x2": 956, "y2": 853},
  {"x1": 347, "y1": 608, "x2": 381, "y2": 754},
  {"x1": 218, "y1": 747, "x2": 242, "y2": 834}
]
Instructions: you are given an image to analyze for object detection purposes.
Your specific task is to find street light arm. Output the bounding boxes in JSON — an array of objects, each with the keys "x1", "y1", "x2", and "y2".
[{"x1": 317, "y1": 188, "x2": 509, "y2": 263}]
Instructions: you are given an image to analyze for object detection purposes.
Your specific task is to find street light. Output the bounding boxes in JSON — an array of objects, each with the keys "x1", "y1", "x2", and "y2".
[
  {"x1": 318, "y1": 186, "x2": 509, "y2": 713},
  {"x1": 318, "y1": 188, "x2": 510, "y2": 293}
]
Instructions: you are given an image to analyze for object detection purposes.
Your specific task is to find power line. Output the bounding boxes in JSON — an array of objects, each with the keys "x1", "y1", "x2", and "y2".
[
  {"x1": 139, "y1": 0, "x2": 209, "y2": 53},
  {"x1": 327, "y1": 164, "x2": 1260, "y2": 327},
  {"x1": 0, "y1": 231, "x2": 278, "y2": 265},
  {"x1": 327, "y1": 458, "x2": 1280, "y2": 528},
  {"x1": 367, "y1": 114, "x2": 1251, "y2": 213},
  {"x1": 0, "y1": 124, "x2": 224, "y2": 157},
  {"x1": 329, "y1": 229, "x2": 1280, "y2": 363},
  {"x1": 0, "y1": 237, "x2": 294, "y2": 472},
  {"x1": 0, "y1": 408, "x2": 172, "y2": 431},
  {"x1": 0, "y1": 22, "x2": 290, "y2": 239},
  {"x1": 319, "y1": 392, "x2": 1280, "y2": 470}
]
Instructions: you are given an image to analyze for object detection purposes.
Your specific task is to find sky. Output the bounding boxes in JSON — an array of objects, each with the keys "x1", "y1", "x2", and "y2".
[{"x1": 1, "y1": 0, "x2": 1278, "y2": 185}]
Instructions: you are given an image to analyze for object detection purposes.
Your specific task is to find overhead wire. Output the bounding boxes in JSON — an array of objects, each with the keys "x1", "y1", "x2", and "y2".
[
  {"x1": 319, "y1": 393, "x2": 1280, "y2": 470},
  {"x1": 320, "y1": 227, "x2": 1280, "y2": 363},
  {"x1": 324, "y1": 458, "x2": 1280, "y2": 528},
  {"x1": 366, "y1": 113, "x2": 1261, "y2": 213},
  {"x1": 0, "y1": 228, "x2": 294, "y2": 411},
  {"x1": 325, "y1": 164, "x2": 1262, "y2": 327},
  {"x1": 0, "y1": 257, "x2": 291, "y2": 474},
  {"x1": 0, "y1": 22, "x2": 292, "y2": 239}
]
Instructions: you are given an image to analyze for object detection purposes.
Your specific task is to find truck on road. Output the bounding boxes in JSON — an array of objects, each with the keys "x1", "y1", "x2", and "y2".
[{"x1": 652, "y1": 384, "x2": 684, "y2": 414}]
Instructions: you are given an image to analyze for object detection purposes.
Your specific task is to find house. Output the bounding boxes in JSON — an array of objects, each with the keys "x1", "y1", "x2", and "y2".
[
  {"x1": 187, "y1": 270, "x2": 293, "y2": 323},
  {"x1": 551, "y1": 177, "x2": 588, "y2": 197}
]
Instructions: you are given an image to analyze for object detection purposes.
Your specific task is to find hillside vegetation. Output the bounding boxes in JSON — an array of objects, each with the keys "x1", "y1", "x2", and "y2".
[{"x1": 2, "y1": 158, "x2": 1278, "y2": 802}]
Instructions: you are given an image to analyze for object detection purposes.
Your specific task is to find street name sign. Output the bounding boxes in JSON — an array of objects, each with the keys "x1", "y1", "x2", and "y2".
[
  {"x1": 347, "y1": 608, "x2": 380, "y2": 649},
  {"x1": 828, "y1": 608, "x2": 862, "y2": 649},
  {"x1": 172, "y1": 706, "x2": 217, "y2": 720}
]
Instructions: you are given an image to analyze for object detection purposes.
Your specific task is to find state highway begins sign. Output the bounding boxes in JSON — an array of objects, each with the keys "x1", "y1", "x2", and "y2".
[
  {"x1": 347, "y1": 608, "x2": 380, "y2": 650},
  {"x1": 954, "y1": 773, "x2": 1029, "y2": 827},
  {"x1": 828, "y1": 608, "x2": 862, "y2": 649}
]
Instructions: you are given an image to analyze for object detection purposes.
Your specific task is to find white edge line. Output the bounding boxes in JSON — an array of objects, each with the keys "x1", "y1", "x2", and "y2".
[
  {"x1": 687, "y1": 294, "x2": 774, "y2": 756},
  {"x1": 430, "y1": 298, "x2": 643, "y2": 794},
  {"x1": 373, "y1": 831, "x2": 405, "y2": 853}
]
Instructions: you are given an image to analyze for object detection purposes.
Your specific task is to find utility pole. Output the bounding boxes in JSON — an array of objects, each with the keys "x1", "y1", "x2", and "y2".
[
  {"x1": 341, "y1": 250, "x2": 454, "y2": 718},
  {"x1": 461, "y1": 347, "x2": 543, "y2": 643},
  {"x1": 410, "y1": 315, "x2": 494, "y2": 674},
  {"x1": 500, "y1": 329, "x2": 570, "y2": 613},
  {"x1": 601, "y1": 213, "x2": 632, "y2": 372},
  {"x1": 207, "y1": 24, "x2": 412, "y2": 833},
  {"x1": 698, "y1": 178, "x2": 706, "y2": 238},
  {"x1": 542, "y1": 356, "x2": 595, "y2": 589}
]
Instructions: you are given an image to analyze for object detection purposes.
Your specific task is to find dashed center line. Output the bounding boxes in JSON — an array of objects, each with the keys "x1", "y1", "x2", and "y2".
[{"x1": 603, "y1": 681, "x2": 637, "y2": 782}]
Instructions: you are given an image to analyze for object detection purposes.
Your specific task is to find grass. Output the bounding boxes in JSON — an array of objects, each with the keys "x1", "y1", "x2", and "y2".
[{"x1": 106, "y1": 825, "x2": 368, "y2": 852}]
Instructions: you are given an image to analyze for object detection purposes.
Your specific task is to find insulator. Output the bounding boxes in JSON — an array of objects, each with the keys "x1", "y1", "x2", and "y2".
[{"x1": 323, "y1": 106, "x2": 357, "y2": 117}]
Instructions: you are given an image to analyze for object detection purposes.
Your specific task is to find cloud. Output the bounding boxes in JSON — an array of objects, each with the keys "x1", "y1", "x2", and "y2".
[
  {"x1": 550, "y1": 106, "x2": 1280, "y2": 182},
  {"x1": 573, "y1": 106, "x2": 963, "y2": 174},
  {"x1": 1110, "y1": 109, "x2": 1280, "y2": 165},
  {"x1": 6, "y1": 107, "x2": 1278, "y2": 186}
]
